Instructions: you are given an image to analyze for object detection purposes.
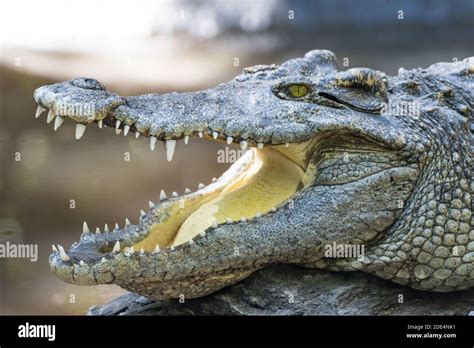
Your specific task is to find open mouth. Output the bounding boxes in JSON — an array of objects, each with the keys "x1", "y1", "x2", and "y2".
[{"x1": 34, "y1": 104, "x2": 314, "y2": 262}]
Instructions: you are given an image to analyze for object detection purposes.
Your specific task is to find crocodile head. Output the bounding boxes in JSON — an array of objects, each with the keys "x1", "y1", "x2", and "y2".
[{"x1": 34, "y1": 50, "x2": 473, "y2": 299}]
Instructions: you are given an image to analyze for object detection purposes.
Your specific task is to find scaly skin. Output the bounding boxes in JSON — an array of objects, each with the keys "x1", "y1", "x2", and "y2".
[{"x1": 33, "y1": 50, "x2": 473, "y2": 299}]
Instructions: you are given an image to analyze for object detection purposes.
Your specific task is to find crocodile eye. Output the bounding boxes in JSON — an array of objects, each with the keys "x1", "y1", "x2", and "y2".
[{"x1": 287, "y1": 84, "x2": 309, "y2": 98}]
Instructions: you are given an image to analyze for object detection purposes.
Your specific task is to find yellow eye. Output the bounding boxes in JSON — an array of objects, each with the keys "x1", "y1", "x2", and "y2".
[{"x1": 287, "y1": 84, "x2": 309, "y2": 98}]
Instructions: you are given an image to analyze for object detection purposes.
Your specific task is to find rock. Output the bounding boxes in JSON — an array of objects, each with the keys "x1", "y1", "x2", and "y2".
[{"x1": 88, "y1": 265, "x2": 474, "y2": 315}]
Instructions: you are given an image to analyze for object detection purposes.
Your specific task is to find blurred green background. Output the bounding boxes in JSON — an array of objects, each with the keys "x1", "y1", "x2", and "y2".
[{"x1": 0, "y1": 0, "x2": 472, "y2": 314}]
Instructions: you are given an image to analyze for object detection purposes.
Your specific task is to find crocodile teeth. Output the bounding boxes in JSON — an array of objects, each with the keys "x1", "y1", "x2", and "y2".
[
  {"x1": 35, "y1": 105, "x2": 46, "y2": 118},
  {"x1": 226, "y1": 217, "x2": 232, "y2": 224},
  {"x1": 104, "y1": 224, "x2": 109, "y2": 232},
  {"x1": 114, "y1": 223, "x2": 119, "y2": 231},
  {"x1": 199, "y1": 231, "x2": 206, "y2": 237},
  {"x1": 135, "y1": 132, "x2": 140, "y2": 139},
  {"x1": 112, "y1": 241, "x2": 121, "y2": 253},
  {"x1": 149, "y1": 136, "x2": 157, "y2": 151},
  {"x1": 153, "y1": 244, "x2": 160, "y2": 253},
  {"x1": 184, "y1": 188, "x2": 191, "y2": 194},
  {"x1": 82, "y1": 221, "x2": 90, "y2": 234},
  {"x1": 115, "y1": 120, "x2": 121, "y2": 134},
  {"x1": 255, "y1": 212, "x2": 262, "y2": 218},
  {"x1": 98, "y1": 119, "x2": 103, "y2": 129},
  {"x1": 212, "y1": 177, "x2": 217, "y2": 182},
  {"x1": 226, "y1": 136, "x2": 233, "y2": 145},
  {"x1": 140, "y1": 209, "x2": 146, "y2": 217},
  {"x1": 53, "y1": 115, "x2": 65, "y2": 131},
  {"x1": 46, "y1": 110, "x2": 56, "y2": 123},
  {"x1": 198, "y1": 183, "x2": 205, "y2": 189},
  {"x1": 101, "y1": 257, "x2": 107, "y2": 263},
  {"x1": 160, "y1": 190, "x2": 167, "y2": 200},
  {"x1": 165, "y1": 140, "x2": 176, "y2": 161},
  {"x1": 240, "y1": 217, "x2": 247, "y2": 222},
  {"x1": 212, "y1": 131, "x2": 218, "y2": 139},
  {"x1": 212, "y1": 220, "x2": 218, "y2": 228},
  {"x1": 184, "y1": 135, "x2": 189, "y2": 145},
  {"x1": 171, "y1": 191, "x2": 178, "y2": 197},
  {"x1": 123, "y1": 124, "x2": 130, "y2": 136},
  {"x1": 270, "y1": 207, "x2": 277, "y2": 212},
  {"x1": 52, "y1": 244, "x2": 58, "y2": 252},
  {"x1": 58, "y1": 245, "x2": 70, "y2": 261},
  {"x1": 170, "y1": 246, "x2": 175, "y2": 251},
  {"x1": 79, "y1": 260, "x2": 86, "y2": 267},
  {"x1": 240, "y1": 140, "x2": 248, "y2": 150},
  {"x1": 257, "y1": 142, "x2": 264, "y2": 149},
  {"x1": 125, "y1": 218, "x2": 131, "y2": 225},
  {"x1": 140, "y1": 248, "x2": 145, "y2": 255},
  {"x1": 75, "y1": 124, "x2": 86, "y2": 140},
  {"x1": 188, "y1": 239, "x2": 194, "y2": 245},
  {"x1": 148, "y1": 201, "x2": 156, "y2": 209},
  {"x1": 198, "y1": 131, "x2": 203, "y2": 138},
  {"x1": 95, "y1": 227, "x2": 101, "y2": 234}
]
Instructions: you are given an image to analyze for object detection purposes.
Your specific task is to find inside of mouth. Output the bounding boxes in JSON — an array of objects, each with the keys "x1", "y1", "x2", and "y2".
[{"x1": 133, "y1": 146, "x2": 306, "y2": 250}]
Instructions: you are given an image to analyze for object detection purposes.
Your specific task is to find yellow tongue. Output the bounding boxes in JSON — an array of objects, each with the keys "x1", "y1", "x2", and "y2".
[{"x1": 171, "y1": 148, "x2": 303, "y2": 246}]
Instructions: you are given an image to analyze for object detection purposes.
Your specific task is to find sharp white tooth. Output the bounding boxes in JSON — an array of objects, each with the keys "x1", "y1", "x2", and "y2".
[
  {"x1": 98, "y1": 119, "x2": 103, "y2": 129},
  {"x1": 240, "y1": 217, "x2": 247, "y2": 222},
  {"x1": 240, "y1": 140, "x2": 248, "y2": 150},
  {"x1": 170, "y1": 246, "x2": 175, "y2": 251},
  {"x1": 184, "y1": 188, "x2": 191, "y2": 194},
  {"x1": 79, "y1": 260, "x2": 86, "y2": 267},
  {"x1": 171, "y1": 191, "x2": 178, "y2": 197},
  {"x1": 46, "y1": 110, "x2": 56, "y2": 123},
  {"x1": 160, "y1": 190, "x2": 167, "y2": 200},
  {"x1": 184, "y1": 135, "x2": 189, "y2": 145},
  {"x1": 82, "y1": 221, "x2": 90, "y2": 234},
  {"x1": 53, "y1": 115, "x2": 65, "y2": 131},
  {"x1": 75, "y1": 124, "x2": 86, "y2": 139},
  {"x1": 112, "y1": 241, "x2": 121, "y2": 253},
  {"x1": 104, "y1": 224, "x2": 109, "y2": 232},
  {"x1": 135, "y1": 132, "x2": 140, "y2": 139},
  {"x1": 123, "y1": 124, "x2": 130, "y2": 136},
  {"x1": 52, "y1": 244, "x2": 58, "y2": 252},
  {"x1": 198, "y1": 183, "x2": 205, "y2": 189},
  {"x1": 257, "y1": 142, "x2": 264, "y2": 149},
  {"x1": 212, "y1": 177, "x2": 217, "y2": 182},
  {"x1": 140, "y1": 209, "x2": 146, "y2": 217},
  {"x1": 212, "y1": 131, "x2": 218, "y2": 139},
  {"x1": 199, "y1": 231, "x2": 206, "y2": 237},
  {"x1": 255, "y1": 212, "x2": 262, "y2": 218},
  {"x1": 35, "y1": 105, "x2": 46, "y2": 118},
  {"x1": 153, "y1": 244, "x2": 160, "y2": 253},
  {"x1": 149, "y1": 136, "x2": 157, "y2": 151},
  {"x1": 140, "y1": 248, "x2": 145, "y2": 255},
  {"x1": 165, "y1": 140, "x2": 176, "y2": 161},
  {"x1": 188, "y1": 239, "x2": 194, "y2": 245},
  {"x1": 226, "y1": 136, "x2": 233, "y2": 145},
  {"x1": 198, "y1": 131, "x2": 203, "y2": 138},
  {"x1": 226, "y1": 217, "x2": 232, "y2": 224},
  {"x1": 129, "y1": 246, "x2": 135, "y2": 254},
  {"x1": 95, "y1": 227, "x2": 101, "y2": 234},
  {"x1": 148, "y1": 201, "x2": 156, "y2": 209},
  {"x1": 58, "y1": 245, "x2": 70, "y2": 261},
  {"x1": 114, "y1": 223, "x2": 119, "y2": 231},
  {"x1": 101, "y1": 257, "x2": 107, "y2": 263},
  {"x1": 270, "y1": 207, "x2": 277, "y2": 212},
  {"x1": 125, "y1": 218, "x2": 131, "y2": 225},
  {"x1": 115, "y1": 120, "x2": 121, "y2": 134},
  {"x1": 212, "y1": 220, "x2": 218, "y2": 228},
  {"x1": 285, "y1": 142, "x2": 290, "y2": 147}
]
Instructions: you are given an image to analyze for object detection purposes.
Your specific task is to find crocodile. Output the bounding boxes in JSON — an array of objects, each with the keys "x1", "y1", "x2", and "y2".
[{"x1": 33, "y1": 50, "x2": 473, "y2": 300}]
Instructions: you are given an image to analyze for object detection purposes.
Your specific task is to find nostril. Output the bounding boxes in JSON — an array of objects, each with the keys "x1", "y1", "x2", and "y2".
[{"x1": 70, "y1": 77, "x2": 106, "y2": 91}]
